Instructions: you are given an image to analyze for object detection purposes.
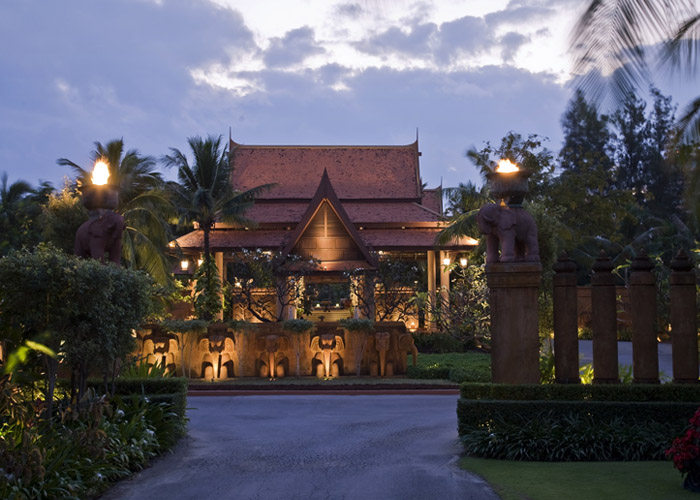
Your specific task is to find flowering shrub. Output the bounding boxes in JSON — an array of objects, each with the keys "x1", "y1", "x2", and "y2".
[{"x1": 666, "y1": 407, "x2": 700, "y2": 473}]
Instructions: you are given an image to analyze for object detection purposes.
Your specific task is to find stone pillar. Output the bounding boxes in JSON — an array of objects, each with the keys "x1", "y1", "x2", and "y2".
[
  {"x1": 671, "y1": 250, "x2": 698, "y2": 383},
  {"x1": 439, "y1": 251, "x2": 451, "y2": 306},
  {"x1": 553, "y1": 253, "x2": 579, "y2": 384},
  {"x1": 487, "y1": 262, "x2": 541, "y2": 384},
  {"x1": 427, "y1": 250, "x2": 436, "y2": 331},
  {"x1": 629, "y1": 251, "x2": 659, "y2": 383},
  {"x1": 591, "y1": 252, "x2": 618, "y2": 384}
]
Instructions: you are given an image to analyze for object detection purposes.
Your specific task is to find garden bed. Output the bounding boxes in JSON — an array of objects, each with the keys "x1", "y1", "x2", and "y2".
[{"x1": 189, "y1": 376, "x2": 458, "y2": 391}]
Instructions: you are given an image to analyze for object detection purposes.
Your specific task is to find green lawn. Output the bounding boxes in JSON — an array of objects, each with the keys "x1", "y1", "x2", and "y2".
[{"x1": 461, "y1": 457, "x2": 694, "y2": 500}]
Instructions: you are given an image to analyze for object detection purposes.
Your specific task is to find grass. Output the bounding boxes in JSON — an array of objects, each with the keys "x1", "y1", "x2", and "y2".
[{"x1": 461, "y1": 457, "x2": 694, "y2": 500}]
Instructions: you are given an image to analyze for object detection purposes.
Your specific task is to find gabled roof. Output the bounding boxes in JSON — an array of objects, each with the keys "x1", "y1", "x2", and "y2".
[
  {"x1": 230, "y1": 140, "x2": 421, "y2": 200},
  {"x1": 281, "y1": 169, "x2": 377, "y2": 267}
]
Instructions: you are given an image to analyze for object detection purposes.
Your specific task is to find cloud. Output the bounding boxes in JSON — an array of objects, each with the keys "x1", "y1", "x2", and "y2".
[
  {"x1": 263, "y1": 27, "x2": 326, "y2": 68},
  {"x1": 500, "y1": 32, "x2": 530, "y2": 62},
  {"x1": 334, "y1": 3, "x2": 363, "y2": 18}
]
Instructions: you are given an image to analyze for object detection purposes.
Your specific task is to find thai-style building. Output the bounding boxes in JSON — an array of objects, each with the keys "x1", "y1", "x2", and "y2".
[{"x1": 174, "y1": 139, "x2": 477, "y2": 329}]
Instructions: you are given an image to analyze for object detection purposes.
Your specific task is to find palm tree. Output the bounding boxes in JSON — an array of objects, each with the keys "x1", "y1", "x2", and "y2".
[
  {"x1": 58, "y1": 139, "x2": 175, "y2": 285},
  {"x1": 571, "y1": 0, "x2": 700, "y2": 141},
  {"x1": 162, "y1": 135, "x2": 272, "y2": 319}
]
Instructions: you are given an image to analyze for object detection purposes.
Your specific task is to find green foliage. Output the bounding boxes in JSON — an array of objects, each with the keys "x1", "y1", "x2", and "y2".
[
  {"x1": 193, "y1": 256, "x2": 221, "y2": 320},
  {"x1": 38, "y1": 185, "x2": 89, "y2": 254},
  {"x1": 225, "y1": 249, "x2": 318, "y2": 322},
  {"x1": 407, "y1": 352, "x2": 491, "y2": 382},
  {"x1": 338, "y1": 318, "x2": 374, "y2": 332},
  {"x1": 345, "y1": 254, "x2": 422, "y2": 322},
  {"x1": 459, "y1": 382, "x2": 700, "y2": 401},
  {"x1": 460, "y1": 409, "x2": 672, "y2": 461},
  {"x1": 412, "y1": 332, "x2": 468, "y2": 353},
  {"x1": 421, "y1": 263, "x2": 490, "y2": 348},
  {"x1": 0, "y1": 245, "x2": 152, "y2": 405},
  {"x1": 282, "y1": 318, "x2": 313, "y2": 332},
  {"x1": 120, "y1": 358, "x2": 172, "y2": 379},
  {"x1": 159, "y1": 319, "x2": 208, "y2": 334}
]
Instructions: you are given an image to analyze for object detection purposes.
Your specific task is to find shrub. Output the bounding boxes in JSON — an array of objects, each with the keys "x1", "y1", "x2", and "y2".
[
  {"x1": 407, "y1": 353, "x2": 491, "y2": 382},
  {"x1": 339, "y1": 318, "x2": 374, "y2": 332},
  {"x1": 412, "y1": 332, "x2": 467, "y2": 353},
  {"x1": 458, "y1": 383, "x2": 700, "y2": 461},
  {"x1": 282, "y1": 318, "x2": 313, "y2": 332}
]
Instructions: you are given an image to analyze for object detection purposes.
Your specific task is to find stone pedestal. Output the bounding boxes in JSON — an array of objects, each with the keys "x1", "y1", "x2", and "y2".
[
  {"x1": 487, "y1": 262, "x2": 541, "y2": 384},
  {"x1": 629, "y1": 252, "x2": 659, "y2": 383},
  {"x1": 591, "y1": 252, "x2": 618, "y2": 384},
  {"x1": 671, "y1": 251, "x2": 698, "y2": 383},
  {"x1": 553, "y1": 254, "x2": 579, "y2": 383}
]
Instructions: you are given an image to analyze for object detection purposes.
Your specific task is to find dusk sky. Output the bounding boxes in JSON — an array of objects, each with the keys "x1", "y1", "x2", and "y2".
[{"x1": 1, "y1": 0, "x2": 695, "y2": 191}]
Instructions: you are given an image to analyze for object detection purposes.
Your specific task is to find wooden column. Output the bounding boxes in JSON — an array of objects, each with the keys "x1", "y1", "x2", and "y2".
[
  {"x1": 671, "y1": 250, "x2": 698, "y2": 383},
  {"x1": 487, "y1": 262, "x2": 541, "y2": 384},
  {"x1": 427, "y1": 250, "x2": 436, "y2": 331},
  {"x1": 439, "y1": 251, "x2": 451, "y2": 306},
  {"x1": 629, "y1": 251, "x2": 659, "y2": 384},
  {"x1": 591, "y1": 252, "x2": 618, "y2": 384},
  {"x1": 553, "y1": 253, "x2": 579, "y2": 383}
]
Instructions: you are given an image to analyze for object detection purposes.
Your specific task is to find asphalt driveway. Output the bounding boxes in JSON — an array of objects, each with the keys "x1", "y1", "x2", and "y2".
[{"x1": 101, "y1": 394, "x2": 497, "y2": 500}]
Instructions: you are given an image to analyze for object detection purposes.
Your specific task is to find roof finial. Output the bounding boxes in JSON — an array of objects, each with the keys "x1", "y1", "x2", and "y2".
[{"x1": 415, "y1": 127, "x2": 419, "y2": 142}]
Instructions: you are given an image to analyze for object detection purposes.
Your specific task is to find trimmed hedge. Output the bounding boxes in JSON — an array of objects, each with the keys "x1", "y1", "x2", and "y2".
[
  {"x1": 457, "y1": 383, "x2": 700, "y2": 461},
  {"x1": 86, "y1": 377, "x2": 188, "y2": 418},
  {"x1": 460, "y1": 382, "x2": 700, "y2": 401}
]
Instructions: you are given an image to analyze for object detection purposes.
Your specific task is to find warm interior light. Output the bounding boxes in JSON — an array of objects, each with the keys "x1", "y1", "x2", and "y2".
[
  {"x1": 442, "y1": 257, "x2": 451, "y2": 266},
  {"x1": 168, "y1": 241, "x2": 176, "y2": 248},
  {"x1": 460, "y1": 257, "x2": 468, "y2": 267},
  {"x1": 197, "y1": 258, "x2": 203, "y2": 266},
  {"x1": 464, "y1": 236, "x2": 479, "y2": 245},
  {"x1": 180, "y1": 260, "x2": 189, "y2": 271},
  {"x1": 495, "y1": 159, "x2": 519, "y2": 173},
  {"x1": 92, "y1": 160, "x2": 110, "y2": 185}
]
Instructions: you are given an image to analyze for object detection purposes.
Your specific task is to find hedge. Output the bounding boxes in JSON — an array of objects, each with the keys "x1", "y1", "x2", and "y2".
[
  {"x1": 86, "y1": 377, "x2": 188, "y2": 418},
  {"x1": 459, "y1": 382, "x2": 700, "y2": 401},
  {"x1": 457, "y1": 383, "x2": 700, "y2": 461}
]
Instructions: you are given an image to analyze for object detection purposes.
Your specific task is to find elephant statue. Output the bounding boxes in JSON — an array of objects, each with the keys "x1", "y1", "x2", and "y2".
[
  {"x1": 394, "y1": 332, "x2": 418, "y2": 374},
  {"x1": 74, "y1": 210, "x2": 125, "y2": 264},
  {"x1": 476, "y1": 203, "x2": 539, "y2": 264},
  {"x1": 256, "y1": 334, "x2": 290, "y2": 379},
  {"x1": 374, "y1": 331, "x2": 392, "y2": 377},
  {"x1": 198, "y1": 324, "x2": 236, "y2": 379},
  {"x1": 310, "y1": 332, "x2": 344, "y2": 378}
]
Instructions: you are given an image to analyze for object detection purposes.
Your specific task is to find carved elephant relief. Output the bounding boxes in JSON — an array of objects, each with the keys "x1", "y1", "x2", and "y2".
[
  {"x1": 477, "y1": 203, "x2": 539, "y2": 264},
  {"x1": 256, "y1": 334, "x2": 290, "y2": 379},
  {"x1": 139, "y1": 326, "x2": 179, "y2": 374},
  {"x1": 198, "y1": 325, "x2": 236, "y2": 379},
  {"x1": 310, "y1": 332, "x2": 344, "y2": 378},
  {"x1": 74, "y1": 210, "x2": 125, "y2": 264}
]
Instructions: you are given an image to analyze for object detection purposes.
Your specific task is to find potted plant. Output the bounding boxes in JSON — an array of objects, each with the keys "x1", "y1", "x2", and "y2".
[{"x1": 667, "y1": 407, "x2": 700, "y2": 492}]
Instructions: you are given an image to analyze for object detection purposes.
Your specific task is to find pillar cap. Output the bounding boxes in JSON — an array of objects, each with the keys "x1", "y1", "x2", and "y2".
[
  {"x1": 553, "y1": 252, "x2": 577, "y2": 274},
  {"x1": 630, "y1": 250, "x2": 654, "y2": 272},
  {"x1": 671, "y1": 249, "x2": 694, "y2": 272},
  {"x1": 592, "y1": 251, "x2": 614, "y2": 273}
]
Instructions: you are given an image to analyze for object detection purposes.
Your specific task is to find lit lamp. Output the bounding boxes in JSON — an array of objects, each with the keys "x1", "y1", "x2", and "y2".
[
  {"x1": 82, "y1": 160, "x2": 119, "y2": 210},
  {"x1": 180, "y1": 260, "x2": 189, "y2": 271},
  {"x1": 442, "y1": 256, "x2": 451, "y2": 266},
  {"x1": 459, "y1": 257, "x2": 468, "y2": 268},
  {"x1": 486, "y1": 159, "x2": 531, "y2": 207}
]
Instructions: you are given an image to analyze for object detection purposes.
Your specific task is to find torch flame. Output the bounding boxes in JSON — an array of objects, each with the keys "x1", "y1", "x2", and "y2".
[
  {"x1": 91, "y1": 160, "x2": 110, "y2": 185},
  {"x1": 496, "y1": 159, "x2": 519, "y2": 173}
]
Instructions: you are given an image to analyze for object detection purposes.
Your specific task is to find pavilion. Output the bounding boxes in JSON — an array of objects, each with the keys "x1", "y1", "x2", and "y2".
[{"x1": 174, "y1": 139, "x2": 477, "y2": 327}]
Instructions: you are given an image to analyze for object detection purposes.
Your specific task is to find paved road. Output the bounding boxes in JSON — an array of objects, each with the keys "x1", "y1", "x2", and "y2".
[
  {"x1": 102, "y1": 395, "x2": 497, "y2": 500},
  {"x1": 579, "y1": 340, "x2": 675, "y2": 379}
]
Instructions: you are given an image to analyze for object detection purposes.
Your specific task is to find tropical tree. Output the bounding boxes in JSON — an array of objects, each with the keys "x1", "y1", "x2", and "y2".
[
  {"x1": 0, "y1": 172, "x2": 33, "y2": 256},
  {"x1": 162, "y1": 135, "x2": 271, "y2": 320},
  {"x1": 57, "y1": 139, "x2": 175, "y2": 284}
]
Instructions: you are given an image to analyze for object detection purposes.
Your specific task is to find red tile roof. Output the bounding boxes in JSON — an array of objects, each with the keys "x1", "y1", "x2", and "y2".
[
  {"x1": 176, "y1": 228, "x2": 477, "y2": 252},
  {"x1": 241, "y1": 200, "x2": 442, "y2": 224},
  {"x1": 231, "y1": 141, "x2": 421, "y2": 200}
]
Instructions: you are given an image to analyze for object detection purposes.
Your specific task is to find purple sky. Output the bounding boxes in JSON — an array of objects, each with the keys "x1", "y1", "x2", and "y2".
[{"x1": 0, "y1": 0, "x2": 695, "y2": 191}]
